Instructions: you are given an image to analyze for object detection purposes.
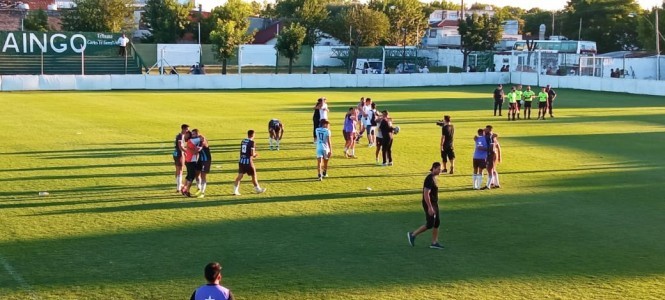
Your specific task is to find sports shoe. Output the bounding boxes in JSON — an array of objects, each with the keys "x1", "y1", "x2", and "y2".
[
  {"x1": 182, "y1": 191, "x2": 192, "y2": 197},
  {"x1": 197, "y1": 193, "x2": 205, "y2": 198},
  {"x1": 233, "y1": 190, "x2": 241, "y2": 196},
  {"x1": 407, "y1": 232, "x2": 415, "y2": 247},
  {"x1": 449, "y1": 167, "x2": 454, "y2": 174},
  {"x1": 388, "y1": 162, "x2": 393, "y2": 166},
  {"x1": 442, "y1": 169, "x2": 448, "y2": 174},
  {"x1": 480, "y1": 186, "x2": 489, "y2": 190},
  {"x1": 317, "y1": 174, "x2": 323, "y2": 181},
  {"x1": 269, "y1": 146, "x2": 273, "y2": 151},
  {"x1": 254, "y1": 187, "x2": 267, "y2": 194},
  {"x1": 322, "y1": 171, "x2": 328, "y2": 177},
  {"x1": 429, "y1": 242, "x2": 444, "y2": 250}
]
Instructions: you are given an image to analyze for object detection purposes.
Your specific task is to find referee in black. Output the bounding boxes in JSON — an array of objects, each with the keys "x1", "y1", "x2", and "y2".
[
  {"x1": 493, "y1": 84, "x2": 504, "y2": 116},
  {"x1": 407, "y1": 162, "x2": 444, "y2": 249}
]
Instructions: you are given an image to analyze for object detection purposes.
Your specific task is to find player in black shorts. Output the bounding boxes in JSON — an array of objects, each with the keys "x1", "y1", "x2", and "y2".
[
  {"x1": 437, "y1": 115, "x2": 455, "y2": 174},
  {"x1": 268, "y1": 119, "x2": 284, "y2": 150},
  {"x1": 173, "y1": 124, "x2": 189, "y2": 193},
  {"x1": 233, "y1": 130, "x2": 266, "y2": 196},
  {"x1": 407, "y1": 162, "x2": 444, "y2": 249},
  {"x1": 195, "y1": 134, "x2": 212, "y2": 198},
  {"x1": 493, "y1": 84, "x2": 504, "y2": 116}
]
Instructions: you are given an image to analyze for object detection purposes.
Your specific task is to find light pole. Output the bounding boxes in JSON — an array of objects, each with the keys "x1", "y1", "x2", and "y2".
[
  {"x1": 629, "y1": 9, "x2": 664, "y2": 80},
  {"x1": 402, "y1": 27, "x2": 406, "y2": 73}
]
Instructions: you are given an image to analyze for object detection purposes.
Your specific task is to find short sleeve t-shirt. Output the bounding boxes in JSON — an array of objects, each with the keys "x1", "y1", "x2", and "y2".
[
  {"x1": 422, "y1": 174, "x2": 439, "y2": 203},
  {"x1": 319, "y1": 103, "x2": 328, "y2": 120},
  {"x1": 239, "y1": 138, "x2": 254, "y2": 164},
  {"x1": 473, "y1": 136, "x2": 488, "y2": 159},
  {"x1": 547, "y1": 88, "x2": 556, "y2": 100},
  {"x1": 523, "y1": 90, "x2": 535, "y2": 101},
  {"x1": 538, "y1": 92, "x2": 548, "y2": 102},
  {"x1": 315, "y1": 127, "x2": 330, "y2": 148},
  {"x1": 493, "y1": 88, "x2": 504, "y2": 101},
  {"x1": 442, "y1": 124, "x2": 454, "y2": 147}
]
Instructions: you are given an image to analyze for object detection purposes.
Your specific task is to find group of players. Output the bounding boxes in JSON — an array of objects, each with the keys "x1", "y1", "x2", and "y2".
[
  {"x1": 493, "y1": 84, "x2": 557, "y2": 121},
  {"x1": 173, "y1": 124, "x2": 212, "y2": 198}
]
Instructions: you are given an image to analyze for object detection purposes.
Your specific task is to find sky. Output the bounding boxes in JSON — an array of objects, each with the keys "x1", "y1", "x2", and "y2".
[{"x1": 193, "y1": 0, "x2": 664, "y2": 12}]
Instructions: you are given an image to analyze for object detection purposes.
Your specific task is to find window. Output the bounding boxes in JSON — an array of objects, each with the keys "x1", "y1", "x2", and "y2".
[{"x1": 429, "y1": 29, "x2": 437, "y2": 38}]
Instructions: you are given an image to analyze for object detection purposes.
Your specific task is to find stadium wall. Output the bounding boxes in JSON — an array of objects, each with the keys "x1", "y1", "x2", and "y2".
[
  {"x1": 0, "y1": 73, "x2": 509, "y2": 91},
  {"x1": 1, "y1": 73, "x2": 664, "y2": 96}
]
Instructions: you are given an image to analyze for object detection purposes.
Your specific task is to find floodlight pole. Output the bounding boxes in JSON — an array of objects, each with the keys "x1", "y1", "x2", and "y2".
[{"x1": 656, "y1": 8, "x2": 660, "y2": 80}]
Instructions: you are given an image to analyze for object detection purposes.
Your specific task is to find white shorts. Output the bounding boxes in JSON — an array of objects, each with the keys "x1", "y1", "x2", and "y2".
[{"x1": 316, "y1": 146, "x2": 330, "y2": 159}]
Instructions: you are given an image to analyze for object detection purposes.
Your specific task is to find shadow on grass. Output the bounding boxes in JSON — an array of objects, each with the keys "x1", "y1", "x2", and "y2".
[{"x1": 1, "y1": 173, "x2": 664, "y2": 296}]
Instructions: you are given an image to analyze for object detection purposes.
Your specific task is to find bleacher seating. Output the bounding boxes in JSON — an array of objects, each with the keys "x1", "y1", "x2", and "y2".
[{"x1": 0, "y1": 54, "x2": 143, "y2": 75}]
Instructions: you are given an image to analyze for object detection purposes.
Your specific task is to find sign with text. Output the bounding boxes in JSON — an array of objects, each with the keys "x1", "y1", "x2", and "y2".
[{"x1": 0, "y1": 31, "x2": 121, "y2": 55}]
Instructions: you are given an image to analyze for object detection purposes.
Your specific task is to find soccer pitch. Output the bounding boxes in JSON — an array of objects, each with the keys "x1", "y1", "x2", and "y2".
[{"x1": 0, "y1": 86, "x2": 664, "y2": 299}]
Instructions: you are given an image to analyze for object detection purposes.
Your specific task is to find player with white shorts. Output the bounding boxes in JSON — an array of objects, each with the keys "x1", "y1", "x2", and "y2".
[{"x1": 315, "y1": 119, "x2": 332, "y2": 181}]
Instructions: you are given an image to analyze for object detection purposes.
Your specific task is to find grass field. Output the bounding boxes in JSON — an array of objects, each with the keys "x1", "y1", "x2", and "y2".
[{"x1": 0, "y1": 86, "x2": 664, "y2": 299}]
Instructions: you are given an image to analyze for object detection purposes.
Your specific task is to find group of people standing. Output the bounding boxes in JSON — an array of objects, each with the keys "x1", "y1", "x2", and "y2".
[
  {"x1": 493, "y1": 84, "x2": 557, "y2": 120},
  {"x1": 173, "y1": 124, "x2": 212, "y2": 198},
  {"x1": 312, "y1": 96, "x2": 398, "y2": 169}
]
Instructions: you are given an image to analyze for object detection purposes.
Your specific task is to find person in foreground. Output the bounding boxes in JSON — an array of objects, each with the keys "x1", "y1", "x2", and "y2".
[
  {"x1": 407, "y1": 162, "x2": 444, "y2": 249},
  {"x1": 190, "y1": 262, "x2": 235, "y2": 300}
]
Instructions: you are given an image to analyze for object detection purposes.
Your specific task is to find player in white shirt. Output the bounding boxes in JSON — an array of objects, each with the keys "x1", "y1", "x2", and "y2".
[
  {"x1": 362, "y1": 98, "x2": 374, "y2": 146},
  {"x1": 315, "y1": 119, "x2": 332, "y2": 181},
  {"x1": 318, "y1": 97, "x2": 329, "y2": 121}
]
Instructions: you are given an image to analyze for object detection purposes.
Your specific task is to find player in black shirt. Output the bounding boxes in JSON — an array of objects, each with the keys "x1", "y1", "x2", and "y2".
[
  {"x1": 407, "y1": 162, "x2": 444, "y2": 249},
  {"x1": 379, "y1": 110, "x2": 395, "y2": 166},
  {"x1": 268, "y1": 119, "x2": 284, "y2": 150},
  {"x1": 173, "y1": 124, "x2": 189, "y2": 193},
  {"x1": 437, "y1": 115, "x2": 455, "y2": 174},
  {"x1": 546, "y1": 85, "x2": 557, "y2": 118},
  {"x1": 233, "y1": 130, "x2": 266, "y2": 196},
  {"x1": 493, "y1": 84, "x2": 504, "y2": 116}
]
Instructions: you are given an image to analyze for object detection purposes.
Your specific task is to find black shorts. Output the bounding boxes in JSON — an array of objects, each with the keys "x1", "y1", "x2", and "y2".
[
  {"x1": 173, "y1": 151, "x2": 184, "y2": 166},
  {"x1": 198, "y1": 160, "x2": 212, "y2": 173},
  {"x1": 343, "y1": 130, "x2": 353, "y2": 142},
  {"x1": 238, "y1": 163, "x2": 255, "y2": 176},
  {"x1": 473, "y1": 158, "x2": 486, "y2": 169},
  {"x1": 441, "y1": 147, "x2": 455, "y2": 162},
  {"x1": 185, "y1": 162, "x2": 198, "y2": 181},
  {"x1": 422, "y1": 201, "x2": 440, "y2": 229},
  {"x1": 524, "y1": 101, "x2": 532, "y2": 108},
  {"x1": 376, "y1": 138, "x2": 383, "y2": 148},
  {"x1": 539, "y1": 102, "x2": 547, "y2": 108},
  {"x1": 269, "y1": 128, "x2": 281, "y2": 138}
]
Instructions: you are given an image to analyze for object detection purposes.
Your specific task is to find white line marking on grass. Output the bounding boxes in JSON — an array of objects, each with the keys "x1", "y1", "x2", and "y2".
[{"x1": 0, "y1": 254, "x2": 37, "y2": 299}]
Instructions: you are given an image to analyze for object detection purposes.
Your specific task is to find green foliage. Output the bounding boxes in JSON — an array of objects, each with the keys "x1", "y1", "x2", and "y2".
[
  {"x1": 209, "y1": 0, "x2": 255, "y2": 74},
  {"x1": 369, "y1": 0, "x2": 428, "y2": 46},
  {"x1": 522, "y1": 8, "x2": 556, "y2": 37},
  {"x1": 275, "y1": 23, "x2": 307, "y2": 73},
  {"x1": 142, "y1": 0, "x2": 192, "y2": 43},
  {"x1": 275, "y1": 0, "x2": 329, "y2": 46},
  {"x1": 561, "y1": 0, "x2": 640, "y2": 52},
  {"x1": 635, "y1": 6, "x2": 665, "y2": 52},
  {"x1": 61, "y1": 0, "x2": 135, "y2": 33},
  {"x1": 23, "y1": 9, "x2": 49, "y2": 32},
  {"x1": 1, "y1": 87, "x2": 665, "y2": 299},
  {"x1": 458, "y1": 13, "x2": 502, "y2": 69}
]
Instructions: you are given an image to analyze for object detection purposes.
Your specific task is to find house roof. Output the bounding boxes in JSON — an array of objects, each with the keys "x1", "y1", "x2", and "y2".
[
  {"x1": 251, "y1": 21, "x2": 280, "y2": 44},
  {"x1": 23, "y1": 0, "x2": 54, "y2": 10},
  {"x1": 430, "y1": 20, "x2": 458, "y2": 28}
]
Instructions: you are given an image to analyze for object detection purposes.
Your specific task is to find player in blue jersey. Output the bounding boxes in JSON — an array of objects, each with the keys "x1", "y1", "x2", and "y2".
[
  {"x1": 315, "y1": 119, "x2": 333, "y2": 181},
  {"x1": 472, "y1": 128, "x2": 488, "y2": 189},
  {"x1": 173, "y1": 124, "x2": 189, "y2": 193},
  {"x1": 233, "y1": 130, "x2": 266, "y2": 195},
  {"x1": 268, "y1": 118, "x2": 284, "y2": 150},
  {"x1": 190, "y1": 262, "x2": 235, "y2": 300}
]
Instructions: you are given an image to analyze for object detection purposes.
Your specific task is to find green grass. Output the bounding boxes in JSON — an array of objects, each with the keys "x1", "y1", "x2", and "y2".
[{"x1": 0, "y1": 86, "x2": 664, "y2": 299}]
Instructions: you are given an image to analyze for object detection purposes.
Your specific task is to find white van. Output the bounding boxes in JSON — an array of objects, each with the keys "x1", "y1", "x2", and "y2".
[{"x1": 355, "y1": 59, "x2": 384, "y2": 74}]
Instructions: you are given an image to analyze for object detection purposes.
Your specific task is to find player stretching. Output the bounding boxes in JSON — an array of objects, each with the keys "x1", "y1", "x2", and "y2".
[
  {"x1": 268, "y1": 119, "x2": 284, "y2": 150},
  {"x1": 315, "y1": 119, "x2": 332, "y2": 181},
  {"x1": 233, "y1": 130, "x2": 266, "y2": 195},
  {"x1": 173, "y1": 124, "x2": 189, "y2": 193}
]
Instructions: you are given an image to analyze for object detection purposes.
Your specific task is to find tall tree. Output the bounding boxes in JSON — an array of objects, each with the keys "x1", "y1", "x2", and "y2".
[
  {"x1": 635, "y1": 5, "x2": 664, "y2": 52},
  {"x1": 457, "y1": 13, "x2": 502, "y2": 70},
  {"x1": 522, "y1": 8, "x2": 557, "y2": 37},
  {"x1": 209, "y1": 0, "x2": 255, "y2": 74},
  {"x1": 421, "y1": 0, "x2": 460, "y2": 21},
  {"x1": 23, "y1": 9, "x2": 49, "y2": 32},
  {"x1": 142, "y1": 0, "x2": 192, "y2": 43},
  {"x1": 275, "y1": 0, "x2": 329, "y2": 46},
  {"x1": 561, "y1": 0, "x2": 640, "y2": 52},
  {"x1": 369, "y1": 0, "x2": 427, "y2": 46},
  {"x1": 275, "y1": 23, "x2": 307, "y2": 73},
  {"x1": 61, "y1": 0, "x2": 135, "y2": 33}
]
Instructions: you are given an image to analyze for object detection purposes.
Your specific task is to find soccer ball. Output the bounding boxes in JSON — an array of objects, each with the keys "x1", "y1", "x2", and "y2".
[{"x1": 393, "y1": 126, "x2": 400, "y2": 134}]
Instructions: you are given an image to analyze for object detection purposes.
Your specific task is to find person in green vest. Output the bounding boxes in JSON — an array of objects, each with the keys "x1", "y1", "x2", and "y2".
[
  {"x1": 537, "y1": 87, "x2": 549, "y2": 120},
  {"x1": 515, "y1": 84, "x2": 523, "y2": 119},
  {"x1": 522, "y1": 86, "x2": 536, "y2": 119},
  {"x1": 507, "y1": 87, "x2": 518, "y2": 121}
]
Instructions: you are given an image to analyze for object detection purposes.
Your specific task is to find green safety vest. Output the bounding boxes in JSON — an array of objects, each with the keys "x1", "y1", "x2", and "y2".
[
  {"x1": 538, "y1": 92, "x2": 548, "y2": 102},
  {"x1": 515, "y1": 90, "x2": 523, "y2": 101},
  {"x1": 508, "y1": 92, "x2": 517, "y2": 103},
  {"x1": 523, "y1": 91, "x2": 535, "y2": 101}
]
